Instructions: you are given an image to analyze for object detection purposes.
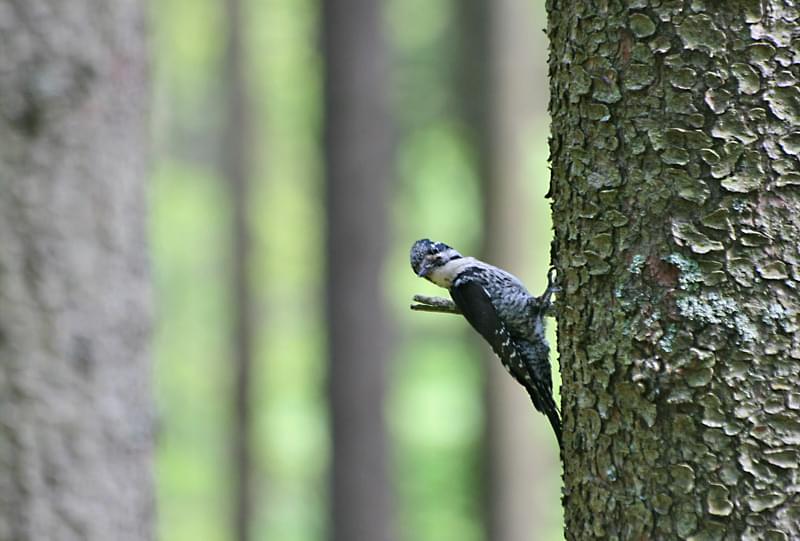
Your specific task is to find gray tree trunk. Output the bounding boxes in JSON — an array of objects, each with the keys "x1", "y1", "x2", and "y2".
[
  {"x1": 484, "y1": 1, "x2": 560, "y2": 540},
  {"x1": 549, "y1": 1, "x2": 800, "y2": 538},
  {"x1": 0, "y1": 2, "x2": 154, "y2": 540},
  {"x1": 322, "y1": 0, "x2": 393, "y2": 540},
  {"x1": 222, "y1": 0, "x2": 254, "y2": 539}
]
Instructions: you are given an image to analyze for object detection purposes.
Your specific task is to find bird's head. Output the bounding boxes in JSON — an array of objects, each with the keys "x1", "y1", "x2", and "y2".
[{"x1": 410, "y1": 239, "x2": 462, "y2": 281}]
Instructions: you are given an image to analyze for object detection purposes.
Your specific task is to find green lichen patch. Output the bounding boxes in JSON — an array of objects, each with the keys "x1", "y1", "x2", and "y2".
[
  {"x1": 676, "y1": 14, "x2": 726, "y2": 55},
  {"x1": 711, "y1": 108, "x2": 758, "y2": 144},
  {"x1": 739, "y1": 228, "x2": 772, "y2": 247},
  {"x1": 776, "y1": 173, "x2": 800, "y2": 187},
  {"x1": 666, "y1": 89, "x2": 699, "y2": 114},
  {"x1": 747, "y1": 42, "x2": 777, "y2": 74},
  {"x1": 700, "y1": 394, "x2": 725, "y2": 428},
  {"x1": 585, "y1": 251, "x2": 612, "y2": 275},
  {"x1": 726, "y1": 258, "x2": 755, "y2": 287},
  {"x1": 592, "y1": 72, "x2": 623, "y2": 104},
  {"x1": 670, "y1": 464, "x2": 696, "y2": 493},
  {"x1": 629, "y1": 12, "x2": 656, "y2": 38},
  {"x1": 672, "y1": 221, "x2": 724, "y2": 254},
  {"x1": 665, "y1": 253, "x2": 703, "y2": 289},
  {"x1": 604, "y1": 209, "x2": 629, "y2": 227},
  {"x1": 674, "y1": 503, "x2": 698, "y2": 537},
  {"x1": 585, "y1": 102, "x2": 611, "y2": 121},
  {"x1": 700, "y1": 148, "x2": 735, "y2": 179},
  {"x1": 747, "y1": 493, "x2": 787, "y2": 513},
  {"x1": 778, "y1": 132, "x2": 800, "y2": 156},
  {"x1": 721, "y1": 174, "x2": 762, "y2": 193},
  {"x1": 771, "y1": 158, "x2": 796, "y2": 175},
  {"x1": 683, "y1": 130, "x2": 712, "y2": 149},
  {"x1": 750, "y1": 18, "x2": 794, "y2": 48},
  {"x1": 762, "y1": 449, "x2": 798, "y2": 469},
  {"x1": 731, "y1": 63, "x2": 761, "y2": 94},
  {"x1": 671, "y1": 67, "x2": 697, "y2": 90},
  {"x1": 570, "y1": 66, "x2": 593, "y2": 102},
  {"x1": 765, "y1": 86, "x2": 800, "y2": 124},
  {"x1": 653, "y1": 492, "x2": 673, "y2": 515},
  {"x1": 741, "y1": 0, "x2": 763, "y2": 22},
  {"x1": 587, "y1": 164, "x2": 623, "y2": 188},
  {"x1": 701, "y1": 208, "x2": 730, "y2": 231},
  {"x1": 649, "y1": 34, "x2": 672, "y2": 54},
  {"x1": 677, "y1": 177, "x2": 710, "y2": 205},
  {"x1": 591, "y1": 232, "x2": 614, "y2": 258},
  {"x1": 776, "y1": 70, "x2": 796, "y2": 87},
  {"x1": 675, "y1": 291, "x2": 757, "y2": 342},
  {"x1": 686, "y1": 366, "x2": 714, "y2": 387},
  {"x1": 662, "y1": 147, "x2": 690, "y2": 165},
  {"x1": 624, "y1": 63, "x2": 656, "y2": 90},
  {"x1": 707, "y1": 484, "x2": 734, "y2": 516},
  {"x1": 628, "y1": 253, "x2": 647, "y2": 274},
  {"x1": 757, "y1": 261, "x2": 789, "y2": 280}
]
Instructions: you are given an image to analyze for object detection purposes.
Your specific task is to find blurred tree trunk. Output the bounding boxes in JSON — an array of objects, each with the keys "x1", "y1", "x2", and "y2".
[
  {"x1": 549, "y1": 1, "x2": 800, "y2": 538},
  {"x1": 322, "y1": 0, "x2": 393, "y2": 540},
  {"x1": 222, "y1": 0, "x2": 253, "y2": 539},
  {"x1": 454, "y1": 3, "x2": 497, "y2": 537},
  {"x1": 0, "y1": 2, "x2": 154, "y2": 540},
  {"x1": 458, "y1": 0, "x2": 559, "y2": 539},
  {"x1": 482, "y1": 2, "x2": 561, "y2": 541}
]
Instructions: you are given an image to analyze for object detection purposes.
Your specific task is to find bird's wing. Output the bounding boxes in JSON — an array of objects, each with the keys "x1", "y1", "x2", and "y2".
[
  {"x1": 449, "y1": 278, "x2": 509, "y2": 355},
  {"x1": 450, "y1": 278, "x2": 531, "y2": 377},
  {"x1": 451, "y1": 277, "x2": 563, "y2": 446}
]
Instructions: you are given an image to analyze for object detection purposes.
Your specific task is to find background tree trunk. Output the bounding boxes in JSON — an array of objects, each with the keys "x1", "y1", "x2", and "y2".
[
  {"x1": 549, "y1": 1, "x2": 800, "y2": 538},
  {"x1": 222, "y1": 0, "x2": 254, "y2": 539},
  {"x1": 458, "y1": 0, "x2": 561, "y2": 539},
  {"x1": 323, "y1": 0, "x2": 393, "y2": 539},
  {"x1": 483, "y1": 1, "x2": 560, "y2": 540},
  {"x1": 0, "y1": 1, "x2": 154, "y2": 540}
]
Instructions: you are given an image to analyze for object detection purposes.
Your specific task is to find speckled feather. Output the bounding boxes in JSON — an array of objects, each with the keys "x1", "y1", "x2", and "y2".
[
  {"x1": 452, "y1": 265, "x2": 560, "y2": 445},
  {"x1": 411, "y1": 239, "x2": 561, "y2": 445}
]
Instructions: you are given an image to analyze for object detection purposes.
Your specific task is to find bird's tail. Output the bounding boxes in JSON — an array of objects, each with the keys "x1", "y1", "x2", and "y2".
[
  {"x1": 545, "y1": 403, "x2": 562, "y2": 449},
  {"x1": 528, "y1": 388, "x2": 562, "y2": 448}
]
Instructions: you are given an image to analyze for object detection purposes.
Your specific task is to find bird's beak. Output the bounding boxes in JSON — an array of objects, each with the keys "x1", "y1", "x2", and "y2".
[{"x1": 416, "y1": 259, "x2": 433, "y2": 277}]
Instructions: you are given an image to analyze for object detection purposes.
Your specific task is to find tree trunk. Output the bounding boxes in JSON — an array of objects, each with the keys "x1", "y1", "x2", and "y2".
[
  {"x1": 484, "y1": 1, "x2": 560, "y2": 540},
  {"x1": 0, "y1": 2, "x2": 154, "y2": 540},
  {"x1": 322, "y1": 0, "x2": 393, "y2": 540},
  {"x1": 549, "y1": 1, "x2": 800, "y2": 538},
  {"x1": 222, "y1": 0, "x2": 254, "y2": 539}
]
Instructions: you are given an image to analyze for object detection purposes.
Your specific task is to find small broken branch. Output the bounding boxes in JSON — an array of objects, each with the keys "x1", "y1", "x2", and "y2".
[{"x1": 410, "y1": 294, "x2": 461, "y2": 315}]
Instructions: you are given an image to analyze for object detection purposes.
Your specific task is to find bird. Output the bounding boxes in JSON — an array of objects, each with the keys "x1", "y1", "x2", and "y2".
[{"x1": 410, "y1": 238, "x2": 561, "y2": 446}]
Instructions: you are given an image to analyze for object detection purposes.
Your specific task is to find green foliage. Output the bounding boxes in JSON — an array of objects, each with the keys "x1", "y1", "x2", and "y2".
[
  {"x1": 390, "y1": 340, "x2": 484, "y2": 541},
  {"x1": 151, "y1": 161, "x2": 231, "y2": 541}
]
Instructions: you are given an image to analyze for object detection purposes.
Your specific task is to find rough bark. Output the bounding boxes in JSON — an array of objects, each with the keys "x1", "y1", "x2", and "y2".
[
  {"x1": 222, "y1": 0, "x2": 254, "y2": 539},
  {"x1": 549, "y1": 1, "x2": 800, "y2": 538},
  {"x1": 0, "y1": 1, "x2": 154, "y2": 540},
  {"x1": 322, "y1": 0, "x2": 393, "y2": 540}
]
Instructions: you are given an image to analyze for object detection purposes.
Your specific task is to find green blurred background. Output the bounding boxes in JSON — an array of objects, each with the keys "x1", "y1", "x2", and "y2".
[{"x1": 149, "y1": 0, "x2": 561, "y2": 539}]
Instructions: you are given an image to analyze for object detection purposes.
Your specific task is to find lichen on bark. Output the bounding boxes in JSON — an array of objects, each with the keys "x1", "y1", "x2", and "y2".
[{"x1": 548, "y1": 1, "x2": 800, "y2": 538}]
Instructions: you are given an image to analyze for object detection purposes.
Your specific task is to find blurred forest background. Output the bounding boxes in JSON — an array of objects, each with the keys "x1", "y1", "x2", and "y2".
[{"x1": 150, "y1": 0, "x2": 560, "y2": 540}]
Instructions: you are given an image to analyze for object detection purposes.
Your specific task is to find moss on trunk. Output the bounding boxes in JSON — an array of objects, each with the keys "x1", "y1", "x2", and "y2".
[{"x1": 548, "y1": 1, "x2": 800, "y2": 538}]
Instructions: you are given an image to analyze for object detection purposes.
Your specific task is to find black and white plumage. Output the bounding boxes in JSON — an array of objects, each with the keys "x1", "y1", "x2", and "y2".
[{"x1": 410, "y1": 238, "x2": 561, "y2": 446}]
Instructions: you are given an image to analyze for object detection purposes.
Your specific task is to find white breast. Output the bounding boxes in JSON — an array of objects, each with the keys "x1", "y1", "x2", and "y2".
[{"x1": 428, "y1": 257, "x2": 479, "y2": 288}]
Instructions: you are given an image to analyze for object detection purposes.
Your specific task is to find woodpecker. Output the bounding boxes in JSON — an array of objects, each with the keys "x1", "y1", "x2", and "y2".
[{"x1": 410, "y1": 238, "x2": 561, "y2": 446}]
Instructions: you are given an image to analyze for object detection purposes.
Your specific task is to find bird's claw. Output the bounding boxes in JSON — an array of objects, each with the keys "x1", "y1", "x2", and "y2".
[{"x1": 539, "y1": 267, "x2": 559, "y2": 315}]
